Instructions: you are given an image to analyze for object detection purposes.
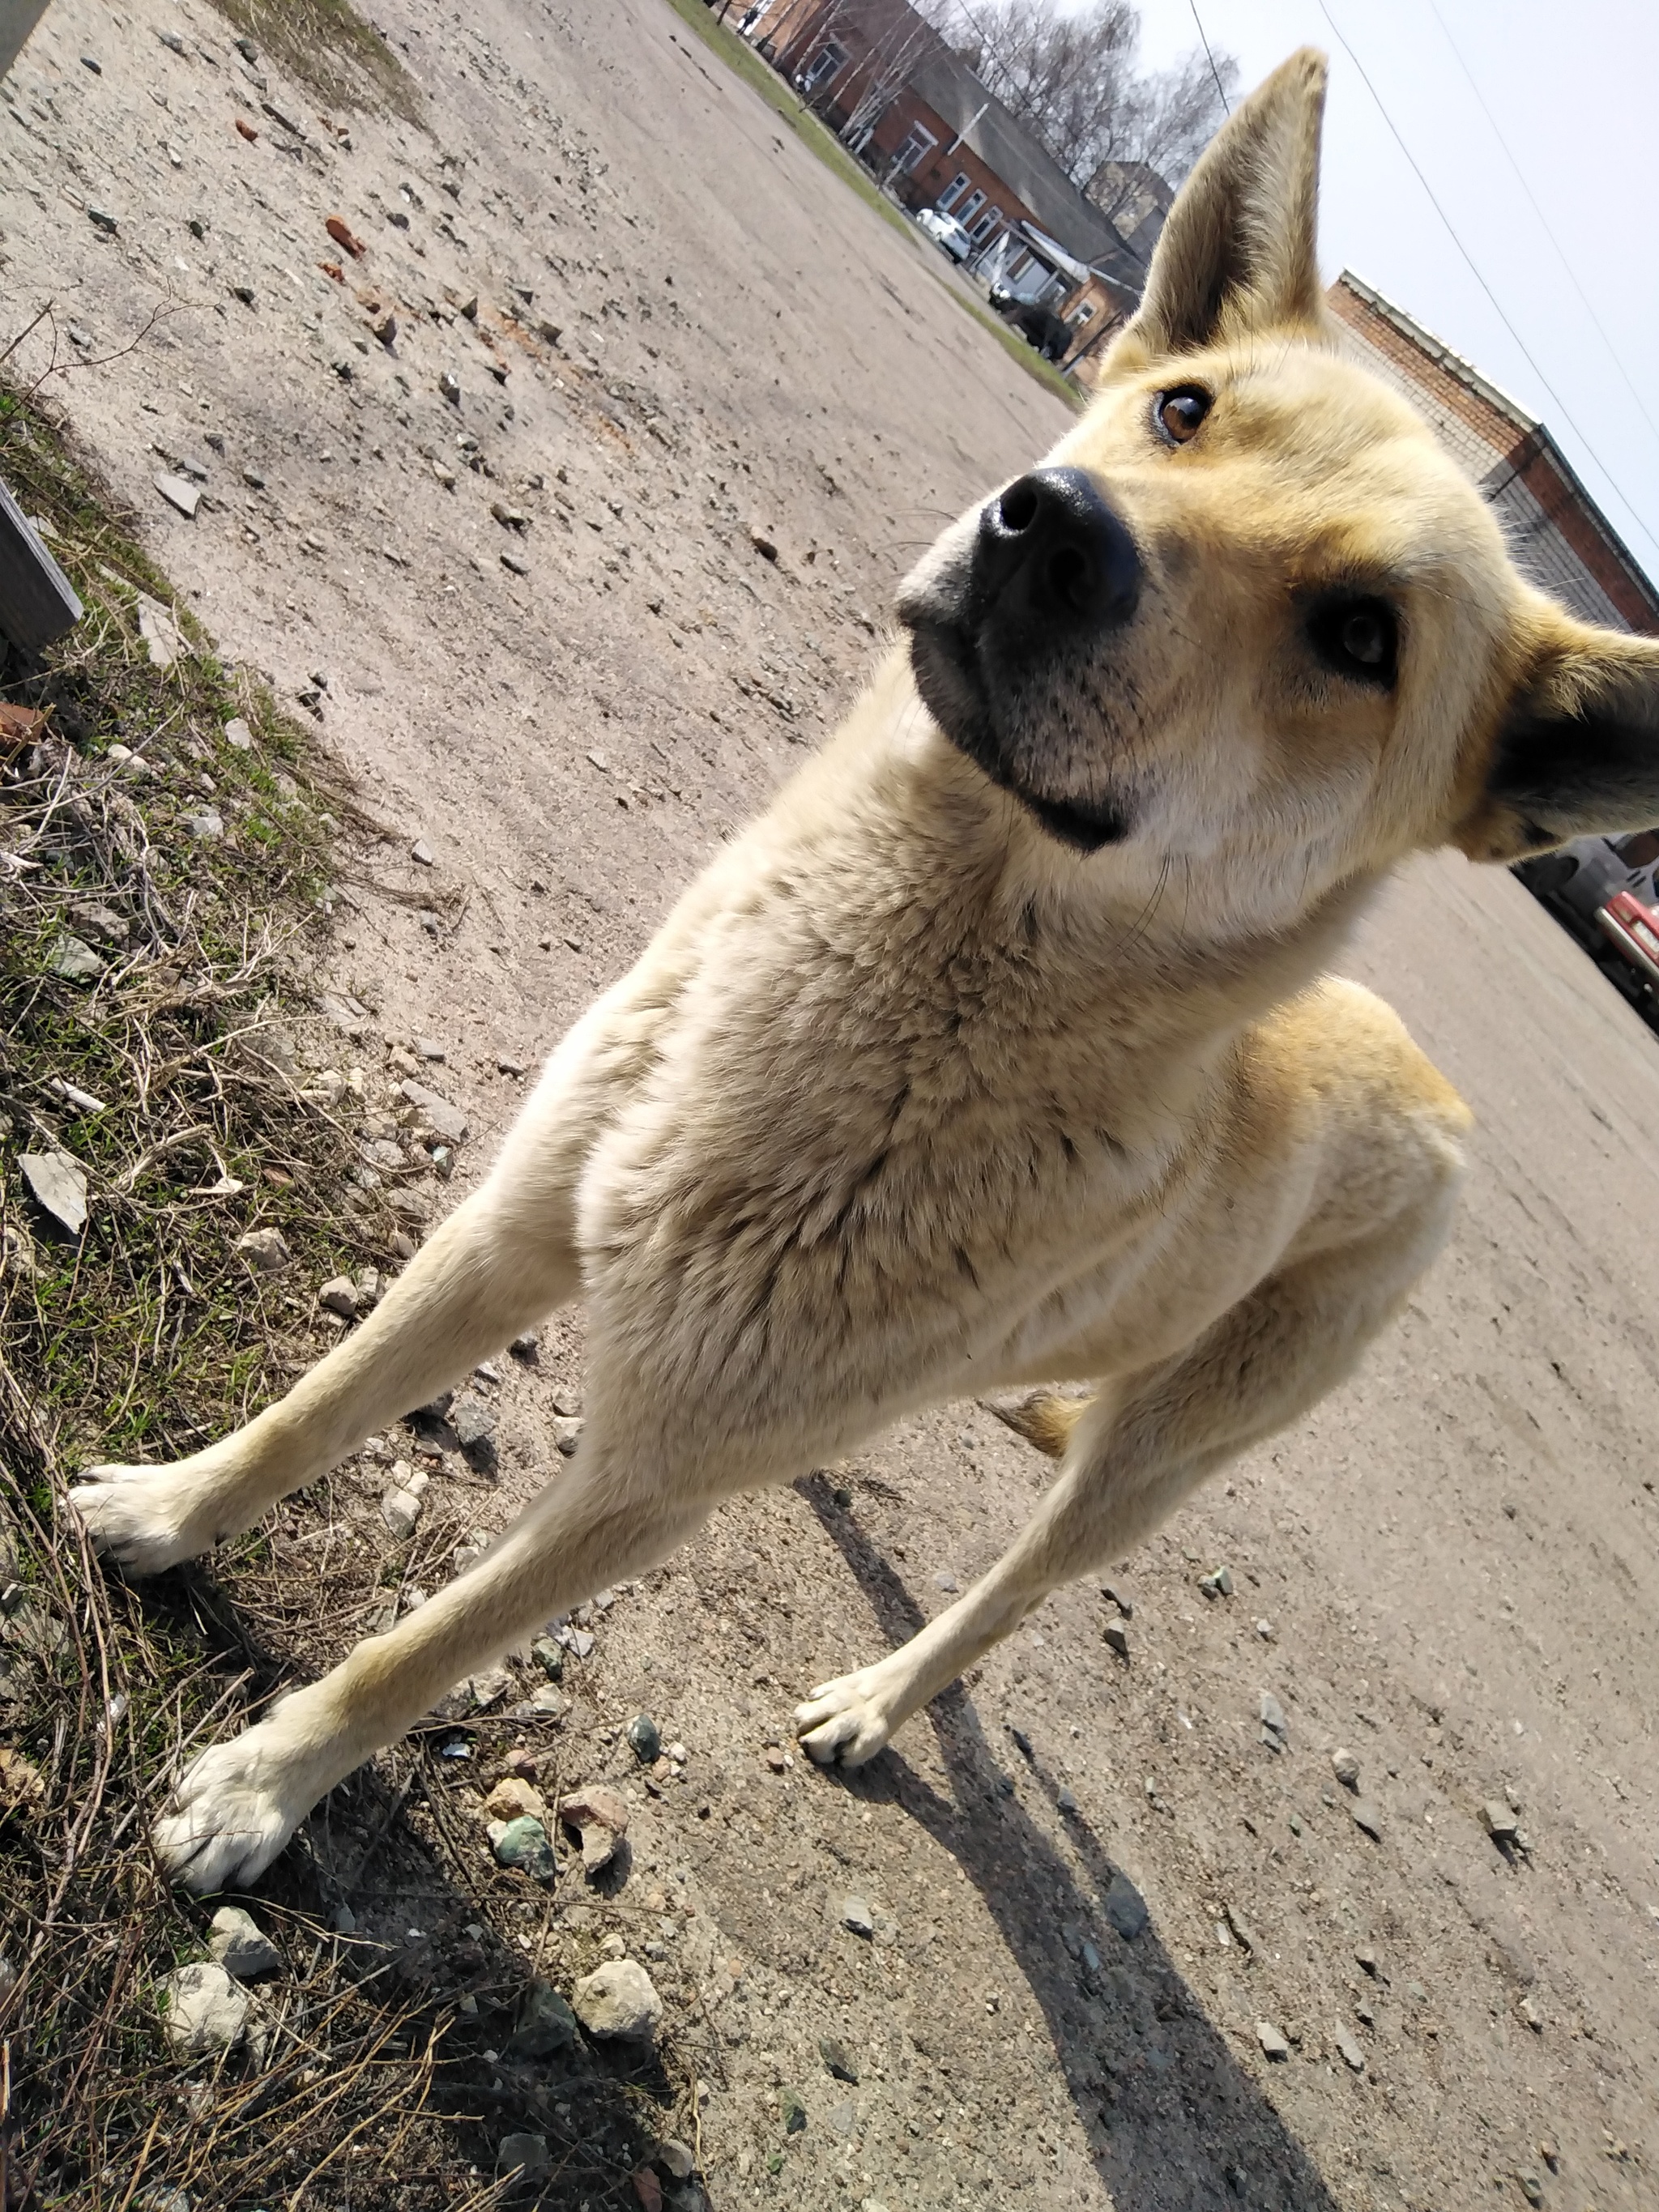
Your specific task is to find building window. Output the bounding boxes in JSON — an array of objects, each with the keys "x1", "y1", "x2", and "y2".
[
  {"x1": 1070, "y1": 301, "x2": 1097, "y2": 325},
  {"x1": 936, "y1": 171, "x2": 971, "y2": 213},
  {"x1": 892, "y1": 120, "x2": 938, "y2": 174},
  {"x1": 956, "y1": 188, "x2": 986, "y2": 226},
  {"x1": 969, "y1": 203, "x2": 1003, "y2": 244},
  {"x1": 800, "y1": 40, "x2": 847, "y2": 94}
]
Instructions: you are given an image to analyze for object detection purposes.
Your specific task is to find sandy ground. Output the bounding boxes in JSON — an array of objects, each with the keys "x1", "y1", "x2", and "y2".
[{"x1": 3, "y1": 1, "x2": 1657, "y2": 2206}]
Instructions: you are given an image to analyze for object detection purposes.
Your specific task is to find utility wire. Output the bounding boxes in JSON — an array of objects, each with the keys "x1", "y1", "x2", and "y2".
[
  {"x1": 1189, "y1": 0, "x2": 1230, "y2": 114},
  {"x1": 1316, "y1": 0, "x2": 1659, "y2": 570},
  {"x1": 1422, "y1": 0, "x2": 1659, "y2": 466}
]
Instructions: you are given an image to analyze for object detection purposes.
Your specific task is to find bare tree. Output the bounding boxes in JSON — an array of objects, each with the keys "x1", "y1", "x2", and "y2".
[{"x1": 915, "y1": 0, "x2": 1236, "y2": 202}]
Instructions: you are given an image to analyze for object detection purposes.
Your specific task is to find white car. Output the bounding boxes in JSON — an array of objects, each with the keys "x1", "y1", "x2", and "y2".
[{"x1": 915, "y1": 207, "x2": 974, "y2": 262}]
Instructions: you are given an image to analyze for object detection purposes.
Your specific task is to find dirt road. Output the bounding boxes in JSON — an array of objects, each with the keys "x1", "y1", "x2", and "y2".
[{"x1": 4, "y1": 0, "x2": 1656, "y2": 2205}]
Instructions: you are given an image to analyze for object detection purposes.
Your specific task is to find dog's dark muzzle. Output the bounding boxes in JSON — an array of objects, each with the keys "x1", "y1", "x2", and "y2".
[{"x1": 971, "y1": 466, "x2": 1141, "y2": 637}]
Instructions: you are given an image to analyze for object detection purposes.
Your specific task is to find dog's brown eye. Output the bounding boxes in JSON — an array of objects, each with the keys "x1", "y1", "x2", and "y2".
[
  {"x1": 1157, "y1": 386, "x2": 1211, "y2": 444},
  {"x1": 1307, "y1": 595, "x2": 1399, "y2": 687}
]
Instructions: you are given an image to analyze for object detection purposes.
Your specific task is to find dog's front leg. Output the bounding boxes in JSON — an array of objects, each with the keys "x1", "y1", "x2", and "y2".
[
  {"x1": 70, "y1": 1169, "x2": 578, "y2": 1575},
  {"x1": 152, "y1": 1447, "x2": 710, "y2": 1891}
]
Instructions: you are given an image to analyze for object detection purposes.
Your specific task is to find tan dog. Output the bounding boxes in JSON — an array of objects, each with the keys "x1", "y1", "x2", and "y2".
[{"x1": 70, "y1": 50, "x2": 1659, "y2": 1891}]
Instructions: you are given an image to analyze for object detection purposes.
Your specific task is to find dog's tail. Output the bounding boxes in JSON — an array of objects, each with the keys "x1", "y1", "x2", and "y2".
[{"x1": 979, "y1": 1390, "x2": 1093, "y2": 1460}]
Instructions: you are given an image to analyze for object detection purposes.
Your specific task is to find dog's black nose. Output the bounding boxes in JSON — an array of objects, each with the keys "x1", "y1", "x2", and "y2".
[{"x1": 974, "y1": 467, "x2": 1141, "y2": 631}]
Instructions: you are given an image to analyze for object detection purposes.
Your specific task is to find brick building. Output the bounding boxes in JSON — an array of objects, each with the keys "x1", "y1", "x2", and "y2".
[{"x1": 1331, "y1": 271, "x2": 1659, "y2": 633}]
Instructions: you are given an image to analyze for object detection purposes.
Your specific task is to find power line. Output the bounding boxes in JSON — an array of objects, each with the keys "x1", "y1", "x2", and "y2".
[
  {"x1": 1316, "y1": 0, "x2": 1659, "y2": 571},
  {"x1": 1421, "y1": 0, "x2": 1659, "y2": 467},
  {"x1": 1189, "y1": 0, "x2": 1230, "y2": 114}
]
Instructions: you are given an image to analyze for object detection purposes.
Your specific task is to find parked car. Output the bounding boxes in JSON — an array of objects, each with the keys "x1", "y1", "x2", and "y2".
[
  {"x1": 1515, "y1": 833, "x2": 1659, "y2": 1024},
  {"x1": 915, "y1": 207, "x2": 973, "y2": 262},
  {"x1": 988, "y1": 283, "x2": 1073, "y2": 363}
]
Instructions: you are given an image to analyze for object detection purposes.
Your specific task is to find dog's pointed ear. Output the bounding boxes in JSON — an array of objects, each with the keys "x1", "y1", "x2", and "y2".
[
  {"x1": 1124, "y1": 47, "x2": 1328, "y2": 360},
  {"x1": 1454, "y1": 618, "x2": 1659, "y2": 863}
]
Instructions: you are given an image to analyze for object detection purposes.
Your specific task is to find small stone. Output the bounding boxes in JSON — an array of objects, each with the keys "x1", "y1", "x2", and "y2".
[
  {"x1": 1354, "y1": 1946, "x2": 1379, "y2": 1975},
  {"x1": 19, "y1": 1151, "x2": 88, "y2": 1236},
  {"x1": 491, "y1": 1816, "x2": 557, "y2": 1881},
  {"x1": 181, "y1": 811, "x2": 224, "y2": 841},
  {"x1": 135, "y1": 592, "x2": 186, "y2": 669},
  {"x1": 223, "y1": 716, "x2": 254, "y2": 750},
  {"x1": 1516, "y1": 2172, "x2": 1543, "y2": 2208},
  {"x1": 552, "y1": 1416, "x2": 582, "y2": 1456},
  {"x1": 397, "y1": 1079, "x2": 469, "y2": 1144},
  {"x1": 509, "y1": 1979, "x2": 578, "y2": 2056},
  {"x1": 1332, "y1": 1748, "x2": 1360, "y2": 1789},
  {"x1": 1104, "y1": 1871, "x2": 1149, "y2": 1940},
  {"x1": 1103, "y1": 1618, "x2": 1129, "y2": 1657},
  {"x1": 153, "y1": 471, "x2": 199, "y2": 518},
  {"x1": 531, "y1": 1634, "x2": 563, "y2": 1679},
  {"x1": 410, "y1": 837, "x2": 436, "y2": 867},
  {"x1": 1199, "y1": 1565, "x2": 1233, "y2": 1597},
  {"x1": 1256, "y1": 2020, "x2": 1290, "y2": 2061},
  {"x1": 483, "y1": 1775, "x2": 545, "y2": 1822},
  {"x1": 571, "y1": 1958, "x2": 663, "y2": 2041},
  {"x1": 450, "y1": 1393, "x2": 497, "y2": 1467},
  {"x1": 1222, "y1": 1902, "x2": 1258, "y2": 1953},
  {"x1": 748, "y1": 525, "x2": 779, "y2": 561},
  {"x1": 501, "y1": 551, "x2": 530, "y2": 577},
  {"x1": 209, "y1": 1904, "x2": 281, "y2": 1980},
  {"x1": 1101, "y1": 1581, "x2": 1132, "y2": 1617},
  {"x1": 1056, "y1": 1785, "x2": 1078, "y2": 1813},
  {"x1": 491, "y1": 501, "x2": 528, "y2": 530},
  {"x1": 633, "y1": 2172, "x2": 664, "y2": 2212},
  {"x1": 1259, "y1": 1691, "x2": 1288, "y2": 1749},
  {"x1": 840, "y1": 1895, "x2": 875, "y2": 1938},
  {"x1": 160, "y1": 1962, "x2": 254, "y2": 2060},
  {"x1": 439, "y1": 369, "x2": 462, "y2": 403},
  {"x1": 778, "y1": 2086, "x2": 808, "y2": 2133},
  {"x1": 1336, "y1": 2031, "x2": 1365, "y2": 2072},
  {"x1": 628, "y1": 1713, "x2": 662, "y2": 1762},
  {"x1": 382, "y1": 1486, "x2": 422, "y2": 1541},
  {"x1": 828, "y1": 2100, "x2": 856, "y2": 2137},
  {"x1": 510, "y1": 1331, "x2": 539, "y2": 1358},
  {"x1": 655, "y1": 2140, "x2": 696, "y2": 2181},
  {"x1": 87, "y1": 204, "x2": 118, "y2": 234},
  {"x1": 819, "y1": 2035, "x2": 859, "y2": 2083},
  {"x1": 497, "y1": 2134, "x2": 551, "y2": 2184},
  {"x1": 47, "y1": 934, "x2": 104, "y2": 982},
  {"x1": 1482, "y1": 1799, "x2": 1519, "y2": 1845},
  {"x1": 557, "y1": 1784, "x2": 629, "y2": 1875},
  {"x1": 1350, "y1": 1798, "x2": 1384, "y2": 1841},
  {"x1": 318, "y1": 1275, "x2": 359, "y2": 1319},
  {"x1": 933, "y1": 1570, "x2": 958, "y2": 1592},
  {"x1": 237, "y1": 1227, "x2": 291, "y2": 1273}
]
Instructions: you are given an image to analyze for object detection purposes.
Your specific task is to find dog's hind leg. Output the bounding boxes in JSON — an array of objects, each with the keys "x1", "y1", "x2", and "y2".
[
  {"x1": 69, "y1": 1164, "x2": 578, "y2": 1576},
  {"x1": 151, "y1": 1443, "x2": 710, "y2": 1891},
  {"x1": 796, "y1": 1182, "x2": 1456, "y2": 1767}
]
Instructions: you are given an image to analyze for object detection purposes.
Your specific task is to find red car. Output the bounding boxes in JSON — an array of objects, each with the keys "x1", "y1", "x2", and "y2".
[{"x1": 1595, "y1": 889, "x2": 1659, "y2": 1006}]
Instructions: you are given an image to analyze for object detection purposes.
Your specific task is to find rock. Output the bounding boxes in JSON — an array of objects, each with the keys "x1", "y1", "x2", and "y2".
[
  {"x1": 19, "y1": 1151, "x2": 88, "y2": 1236},
  {"x1": 87, "y1": 204, "x2": 118, "y2": 234},
  {"x1": 778, "y1": 2086, "x2": 807, "y2": 2133},
  {"x1": 1331, "y1": 1747, "x2": 1360, "y2": 1789},
  {"x1": 633, "y1": 2172, "x2": 664, "y2": 2212},
  {"x1": 748, "y1": 526, "x2": 779, "y2": 561},
  {"x1": 1354, "y1": 1946, "x2": 1379, "y2": 1976},
  {"x1": 501, "y1": 550, "x2": 530, "y2": 577},
  {"x1": 154, "y1": 471, "x2": 200, "y2": 518},
  {"x1": 1102, "y1": 1618, "x2": 1129, "y2": 1657},
  {"x1": 1482, "y1": 1799, "x2": 1519, "y2": 1845},
  {"x1": 224, "y1": 717, "x2": 254, "y2": 750},
  {"x1": 491, "y1": 501, "x2": 528, "y2": 531},
  {"x1": 1259, "y1": 1691, "x2": 1288, "y2": 1750},
  {"x1": 1199, "y1": 1565, "x2": 1233, "y2": 1597},
  {"x1": 1350, "y1": 1797, "x2": 1384, "y2": 1841},
  {"x1": 656, "y1": 2139, "x2": 696, "y2": 2180},
  {"x1": 209, "y1": 1904, "x2": 281, "y2": 1980},
  {"x1": 325, "y1": 214, "x2": 365, "y2": 258},
  {"x1": 497, "y1": 2133, "x2": 551, "y2": 2184},
  {"x1": 510, "y1": 1979, "x2": 578, "y2": 2056},
  {"x1": 1104, "y1": 1872, "x2": 1148, "y2": 1940},
  {"x1": 411, "y1": 838, "x2": 436, "y2": 867},
  {"x1": 483, "y1": 1775, "x2": 545, "y2": 1822},
  {"x1": 628, "y1": 1713, "x2": 662, "y2": 1762},
  {"x1": 1222, "y1": 1901, "x2": 1258, "y2": 1953},
  {"x1": 1516, "y1": 2172, "x2": 1543, "y2": 2208},
  {"x1": 819, "y1": 2035, "x2": 859, "y2": 2083},
  {"x1": 181, "y1": 810, "x2": 224, "y2": 841},
  {"x1": 510, "y1": 1331, "x2": 539, "y2": 1359},
  {"x1": 490, "y1": 1816, "x2": 558, "y2": 1882},
  {"x1": 1256, "y1": 2019, "x2": 1290, "y2": 2061},
  {"x1": 47, "y1": 933, "x2": 104, "y2": 982},
  {"x1": 558, "y1": 1784, "x2": 629, "y2": 1875},
  {"x1": 135, "y1": 592, "x2": 186, "y2": 669},
  {"x1": 439, "y1": 369, "x2": 462, "y2": 404},
  {"x1": 318, "y1": 1275, "x2": 360, "y2": 1319},
  {"x1": 571, "y1": 1958, "x2": 662, "y2": 2041},
  {"x1": 1335, "y1": 2031, "x2": 1365, "y2": 2072},
  {"x1": 237, "y1": 1227, "x2": 292, "y2": 1273},
  {"x1": 382, "y1": 1481, "x2": 424, "y2": 1538},
  {"x1": 840, "y1": 1894, "x2": 875, "y2": 1939},
  {"x1": 450, "y1": 1392, "x2": 496, "y2": 1450},
  {"x1": 397, "y1": 1079, "x2": 469, "y2": 1145},
  {"x1": 531, "y1": 1634, "x2": 564, "y2": 1679},
  {"x1": 160, "y1": 1962, "x2": 254, "y2": 2061},
  {"x1": 552, "y1": 1416, "x2": 582, "y2": 1456}
]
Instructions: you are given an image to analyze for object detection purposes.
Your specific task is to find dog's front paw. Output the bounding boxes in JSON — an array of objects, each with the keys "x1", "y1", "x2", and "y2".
[
  {"x1": 794, "y1": 1669, "x2": 898, "y2": 1768},
  {"x1": 67, "y1": 1464, "x2": 211, "y2": 1576},
  {"x1": 152, "y1": 1715, "x2": 334, "y2": 1892}
]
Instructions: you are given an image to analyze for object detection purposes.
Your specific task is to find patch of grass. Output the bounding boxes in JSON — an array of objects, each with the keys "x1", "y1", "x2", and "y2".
[
  {"x1": 660, "y1": 0, "x2": 1082, "y2": 410},
  {"x1": 0, "y1": 387, "x2": 701, "y2": 2207},
  {"x1": 207, "y1": 0, "x2": 424, "y2": 122}
]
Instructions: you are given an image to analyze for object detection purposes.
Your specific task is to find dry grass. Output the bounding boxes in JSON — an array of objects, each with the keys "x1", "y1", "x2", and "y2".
[
  {"x1": 206, "y1": 0, "x2": 424, "y2": 124},
  {"x1": 0, "y1": 391, "x2": 700, "y2": 2206}
]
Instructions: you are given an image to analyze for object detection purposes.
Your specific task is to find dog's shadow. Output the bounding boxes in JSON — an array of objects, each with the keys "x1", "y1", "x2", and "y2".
[{"x1": 796, "y1": 1473, "x2": 1341, "y2": 2212}]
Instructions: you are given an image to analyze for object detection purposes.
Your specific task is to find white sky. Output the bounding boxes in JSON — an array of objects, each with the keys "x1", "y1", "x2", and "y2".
[{"x1": 1083, "y1": 0, "x2": 1659, "y2": 586}]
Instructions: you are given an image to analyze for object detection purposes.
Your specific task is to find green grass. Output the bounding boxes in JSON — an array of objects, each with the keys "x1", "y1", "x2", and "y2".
[
  {"x1": 661, "y1": 0, "x2": 1082, "y2": 411},
  {"x1": 207, "y1": 0, "x2": 424, "y2": 121}
]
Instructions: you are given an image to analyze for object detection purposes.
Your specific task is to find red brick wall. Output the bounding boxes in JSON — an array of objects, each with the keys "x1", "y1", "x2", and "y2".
[{"x1": 1328, "y1": 282, "x2": 1513, "y2": 462}]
